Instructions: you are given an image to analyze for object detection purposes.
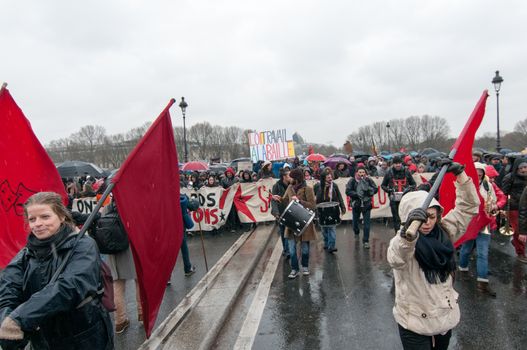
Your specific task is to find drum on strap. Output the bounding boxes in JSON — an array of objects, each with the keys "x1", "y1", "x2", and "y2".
[
  {"x1": 279, "y1": 200, "x2": 315, "y2": 236},
  {"x1": 316, "y1": 201, "x2": 341, "y2": 227}
]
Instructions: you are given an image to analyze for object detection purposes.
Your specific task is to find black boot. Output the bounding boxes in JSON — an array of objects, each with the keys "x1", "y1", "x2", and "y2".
[{"x1": 477, "y1": 281, "x2": 496, "y2": 298}]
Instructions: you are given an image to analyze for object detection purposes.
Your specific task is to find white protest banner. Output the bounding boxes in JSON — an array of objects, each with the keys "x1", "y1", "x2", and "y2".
[
  {"x1": 85, "y1": 173, "x2": 432, "y2": 232},
  {"x1": 181, "y1": 185, "x2": 237, "y2": 231},
  {"x1": 248, "y1": 129, "x2": 295, "y2": 162}
]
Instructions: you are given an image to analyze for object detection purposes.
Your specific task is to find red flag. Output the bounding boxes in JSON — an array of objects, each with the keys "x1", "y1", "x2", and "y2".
[
  {"x1": 111, "y1": 99, "x2": 182, "y2": 337},
  {"x1": 0, "y1": 87, "x2": 67, "y2": 267},
  {"x1": 437, "y1": 91, "x2": 490, "y2": 247}
]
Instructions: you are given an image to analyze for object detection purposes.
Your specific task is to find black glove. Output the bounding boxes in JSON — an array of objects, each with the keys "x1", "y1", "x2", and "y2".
[
  {"x1": 438, "y1": 158, "x2": 465, "y2": 176},
  {"x1": 400, "y1": 208, "x2": 428, "y2": 239}
]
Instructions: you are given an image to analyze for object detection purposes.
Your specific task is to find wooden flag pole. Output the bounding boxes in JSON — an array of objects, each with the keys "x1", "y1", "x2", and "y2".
[{"x1": 197, "y1": 220, "x2": 209, "y2": 272}]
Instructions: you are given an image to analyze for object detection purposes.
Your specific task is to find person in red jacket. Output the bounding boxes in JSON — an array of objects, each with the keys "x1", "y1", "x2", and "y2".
[{"x1": 485, "y1": 165, "x2": 507, "y2": 232}]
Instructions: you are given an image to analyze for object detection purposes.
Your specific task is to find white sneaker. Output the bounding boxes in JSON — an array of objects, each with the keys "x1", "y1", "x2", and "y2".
[
  {"x1": 302, "y1": 267, "x2": 310, "y2": 276},
  {"x1": 288, "y1": 270, "x2": 299, "y2": 279}
]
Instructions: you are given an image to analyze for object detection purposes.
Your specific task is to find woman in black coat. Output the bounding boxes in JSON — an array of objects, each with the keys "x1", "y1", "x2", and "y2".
[{"x1": 0, "y1": 192, "x2": 113, "y2": 349}]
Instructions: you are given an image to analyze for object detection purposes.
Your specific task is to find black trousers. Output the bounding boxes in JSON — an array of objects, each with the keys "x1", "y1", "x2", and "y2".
[
  {"x1": 398, "y1": 324, "x2": 452, "y2": 350},
  {"x1": 390, "y1": 201, "x2": 402, "y2": 231}
]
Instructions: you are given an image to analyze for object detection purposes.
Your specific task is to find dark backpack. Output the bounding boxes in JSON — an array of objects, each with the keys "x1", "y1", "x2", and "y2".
[{"x1": 93, "y1": 209, "x2": 129, "y2": 254}]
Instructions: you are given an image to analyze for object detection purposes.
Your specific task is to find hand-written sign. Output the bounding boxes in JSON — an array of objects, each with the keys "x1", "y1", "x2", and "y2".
[{"x1": 249, "y1": 129, "x2": 295, "y2": 162}]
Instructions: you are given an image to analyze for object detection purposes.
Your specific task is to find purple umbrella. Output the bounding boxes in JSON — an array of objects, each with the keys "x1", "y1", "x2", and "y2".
[{"x1": 323, "y1": 157, "x2": 352, "y2": 169}]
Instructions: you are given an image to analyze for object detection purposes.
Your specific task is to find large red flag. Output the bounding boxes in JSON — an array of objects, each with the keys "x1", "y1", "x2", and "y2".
[
  {"x1": 0, "y1": 86, "x2": 67, "y2": 267},
  {"x1": 438, "y1": 90, "x2": 490, "y2": 247},
  {"x1": 111, "y1": 99, "x2": 182, "y2": 337}
]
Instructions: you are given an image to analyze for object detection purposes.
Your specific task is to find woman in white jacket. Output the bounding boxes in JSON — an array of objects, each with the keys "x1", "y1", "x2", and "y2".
[{"x1": 387, "y1": 161, "x2": 479, "y2": 350}]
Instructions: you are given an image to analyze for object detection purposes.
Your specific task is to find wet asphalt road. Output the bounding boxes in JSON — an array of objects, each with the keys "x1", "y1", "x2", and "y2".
[
  {"x1": 247, "y1": 221, "x2": 527, "y2": 350},
  {"x1": 114, "y1": 229, "x2": 240, "y2": 350},
  {"x1": 114, "y1": 221, "x2": 527, "y2": 349}
]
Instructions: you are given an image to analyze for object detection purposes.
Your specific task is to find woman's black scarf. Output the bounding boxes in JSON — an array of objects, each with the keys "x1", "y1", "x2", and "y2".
[
  {"x1": 27, "y1": 224, "x2": 72, "y2": 259},
  {"x1": 414, "y1": 225, "x2": 456, "y2": 284}
]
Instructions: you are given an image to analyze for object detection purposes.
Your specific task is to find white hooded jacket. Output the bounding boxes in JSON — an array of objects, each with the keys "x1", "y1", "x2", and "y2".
[{"x1": 387, "y1": 172, "x2": 479, "y2": 336}]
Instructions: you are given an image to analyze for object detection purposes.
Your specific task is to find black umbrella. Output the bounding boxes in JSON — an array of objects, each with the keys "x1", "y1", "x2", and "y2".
[{"x1": 56, "y1": 161, "x2": 105, "y2": 178}]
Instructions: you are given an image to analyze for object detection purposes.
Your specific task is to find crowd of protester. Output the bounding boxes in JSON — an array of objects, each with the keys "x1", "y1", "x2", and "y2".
[{"x1": 3, "y1": 147, "x2": 526, "y2": 349}]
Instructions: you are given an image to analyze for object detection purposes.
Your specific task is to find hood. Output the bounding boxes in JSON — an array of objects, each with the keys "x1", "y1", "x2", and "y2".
[
  {"x1": 511, "y1": 156, "x2": 527, "y2": 175},
  {"x1": 398, "y1": 190, "x2": 443, "y2": 223},
  {"x1": 225, "y1": 167, "x2": 235, "y2": 177},
  {"x1": 485, "y1": 165, "x2": 499, "y2": 178}
]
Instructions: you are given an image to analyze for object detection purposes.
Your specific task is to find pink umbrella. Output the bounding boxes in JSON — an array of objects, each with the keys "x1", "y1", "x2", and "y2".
[
  {"x1": 181, "y1": 161, "x2": 209, "y2": 171},
  {"x1": 305, "y1": 153, "x2": 327, "y2": 162}
]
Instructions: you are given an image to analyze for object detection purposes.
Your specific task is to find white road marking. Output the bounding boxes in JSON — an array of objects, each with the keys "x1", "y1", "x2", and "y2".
[{"x1": 233, "y1": 238, "x2": 283, "y2": 350}]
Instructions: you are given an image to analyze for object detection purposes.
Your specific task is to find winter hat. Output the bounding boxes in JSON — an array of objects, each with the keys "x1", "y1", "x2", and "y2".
[
  {"x1": 404, "y1": 155, "x2": 412, "y2": 163},
  {"x1": 368, "y1": 156, "x2": 376, "y2": 162},
  {"x1": 225, "y1": 167, "x2": 235, "y2": 176},
  {"x1": 283, "y1": 163, "x2": 292, "y2": 169},
  {"x1": 399, "y1": 190, "x2": 443, "y2": 223},
  {"x1": 263, "y1": 160, "x2": 272, "y2": 168},
  {"x1": 485, "y1": 165, "x2": 499, "y2": 178},
  {"x1": 392, "y1": 156, "x2": 403, "y2": 164},
  {"x1": 290, "y1": 168, "x2": 304, "y2": 183}
]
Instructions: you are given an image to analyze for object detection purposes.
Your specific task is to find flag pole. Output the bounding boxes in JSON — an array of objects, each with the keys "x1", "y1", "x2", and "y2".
[
  {"x1": 197, "y1": 220, "x2": 209, "y2": 272},
  {"x1": 404, "y1": 149, "x2": 457, "y2": 238}
]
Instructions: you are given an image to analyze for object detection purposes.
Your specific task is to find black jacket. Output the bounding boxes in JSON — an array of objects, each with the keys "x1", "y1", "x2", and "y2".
[
  {"x1": 315, "y1": 182, "x2": 346, "y2": 214},
  {"x1": 0, "y1": 229, "x2": 113, "y2": 349},
  {"x1": 519, "y1": 186, "x2": 527, "y2": 234},
  {"x1": 502, "y1": 157, "x2": 527, "y2": 210},
  {"x1": 345, "y1": 176, "x2": 378, "y2": 210},
  {"x1": 271, "y1": 180, "x2": 290, "y2": 217},
  {"x1": 381, "y1": 167, "x2": 416, "y2": 194}
]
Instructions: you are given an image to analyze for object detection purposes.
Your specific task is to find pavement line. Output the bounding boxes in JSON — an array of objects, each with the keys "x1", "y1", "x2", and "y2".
[{"x1": 233, "y1": 237, "x2": 283, "y2": 350}]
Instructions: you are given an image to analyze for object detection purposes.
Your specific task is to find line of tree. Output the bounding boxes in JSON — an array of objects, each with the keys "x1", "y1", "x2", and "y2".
[
  {"x1": 46, "y1": 122, "x2": 253, "y2": 168},
  {"x1": 46, "y1": 116, "x2": 527, "y2": 169}
]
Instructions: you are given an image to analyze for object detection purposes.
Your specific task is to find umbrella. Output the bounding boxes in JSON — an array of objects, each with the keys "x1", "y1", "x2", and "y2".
[
  {"x1": 181, "y1": 161, "x2": 209, "y2": 172},
  {"x1": 305, "y1": 153, "x2": 326, "y2": 162},
  {"x1": 323, "y1": 157, "x2": 352, "y2": 169},
  {"x1": 56, "y1": 161, "x2": 105, "y2": 178}
]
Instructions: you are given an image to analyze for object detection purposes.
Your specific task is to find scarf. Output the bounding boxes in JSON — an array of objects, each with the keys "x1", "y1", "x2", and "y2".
[
  {"x1": 27, "y1": 224, "x2": 72, "y2": 260},
  {"x1": 414, "y1": 225, "x2": 456, "y2": 284},
  {"x1": 324, "y1": 181, "x2": 333, "y2": 202}
]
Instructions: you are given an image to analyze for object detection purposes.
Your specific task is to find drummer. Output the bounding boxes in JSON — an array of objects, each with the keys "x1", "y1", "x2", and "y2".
[
  {"x1": 381, "y1": 156, "x2": 416, "y2": 233},
  {"x1": 316, "y1": 168, "x2": 346, "y2": 253},
  {"x1": 274, "y1": 168, "x2": 318, "y2": 279}
]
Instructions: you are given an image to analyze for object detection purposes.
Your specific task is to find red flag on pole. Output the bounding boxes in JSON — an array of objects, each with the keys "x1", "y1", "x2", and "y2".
[
  {"x1": 0, "y1": 86, "x2": 67, "y2": 267},
  {"x1": 438, "y1": 90, "x2": 490, "y2": 247},
  {"x1": 111, "y1": 99, "x2": 182, "y2": 337}
]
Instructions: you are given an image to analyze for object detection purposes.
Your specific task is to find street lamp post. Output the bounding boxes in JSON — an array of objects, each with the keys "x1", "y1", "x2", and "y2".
[
  {"x1": 386, "y1": 122, "x2": 391, "y2": 152},
  {"x1": 179, "y1": 97, "x2": 189, "y2": 162},
  {"x1": 492, "y1": 71, "x2": 504, "y2": 152}
]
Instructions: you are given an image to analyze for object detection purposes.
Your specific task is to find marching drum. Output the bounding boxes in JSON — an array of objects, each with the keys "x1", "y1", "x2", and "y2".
[
  {"x1": 279, "y1": 200, "x2": 315, "y2": 236},
  {"x1": 316, "y1": 202, "x2": 341, "y2": 227},
  {"x1": 390, "y1": 191, "x2": 404, "y2": 202}
]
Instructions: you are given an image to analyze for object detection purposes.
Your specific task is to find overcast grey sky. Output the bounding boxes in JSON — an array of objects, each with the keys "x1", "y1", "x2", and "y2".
[{"x1": 2, "y1": 0, "x2": 525, "y2": 147}]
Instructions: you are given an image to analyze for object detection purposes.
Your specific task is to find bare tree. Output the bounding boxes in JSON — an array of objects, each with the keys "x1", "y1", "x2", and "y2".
[{"x1": 514, "y1": 117, "x2": 527, "y2": 135}]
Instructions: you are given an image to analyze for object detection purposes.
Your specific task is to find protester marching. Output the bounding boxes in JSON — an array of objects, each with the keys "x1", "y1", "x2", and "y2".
[{"x1": 1, "y1": 83, "x2": 527, "y2": 350}]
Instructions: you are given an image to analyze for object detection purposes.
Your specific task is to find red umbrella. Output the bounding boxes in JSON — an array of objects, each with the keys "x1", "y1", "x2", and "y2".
[
  {"x1": 181, "y1": 161, "x2": 209, "y2": 171},
  {"x1": 305, "y1": 153, "x2": 327, "y2": 162}
]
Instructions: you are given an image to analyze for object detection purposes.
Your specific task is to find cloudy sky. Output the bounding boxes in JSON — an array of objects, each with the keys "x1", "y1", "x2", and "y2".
[{"x1": 2, "y1": 0, "x2": 525, "y2": 147}]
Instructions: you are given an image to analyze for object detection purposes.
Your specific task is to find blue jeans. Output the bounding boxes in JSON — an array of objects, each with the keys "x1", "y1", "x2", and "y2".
[
  {"x1": 352, "y1": 207, "x2": 371, "y2": 243},
  {"x1": 278, "y1": 223, "x2": 289, "y2": 256},
  {"x1": 180, "y1": 232, "x2": 193, "y2": 273},
  {"x1": 459, "y1": 232, "x2": 490, "y2": 280},
  {"x1": 321, "y1": 226, "x2": 337, "y2": 249},
  {"x1": 288, "y1": 239, "x2": 310, "y2": 271}
]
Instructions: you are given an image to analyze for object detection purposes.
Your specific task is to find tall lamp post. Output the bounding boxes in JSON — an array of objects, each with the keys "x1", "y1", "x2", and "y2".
[
  {"x1": 386, "y1": 122, "x2": 391, "y2": 152},
  {"x1": 179, "y1": 97, "x2": 189, "y2": 162},
  {"x1": 492, "y1": 71, "x2": 504, "y2": 152}
]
